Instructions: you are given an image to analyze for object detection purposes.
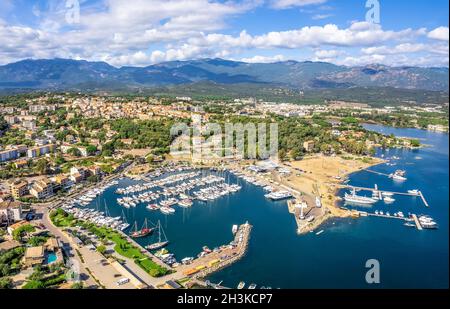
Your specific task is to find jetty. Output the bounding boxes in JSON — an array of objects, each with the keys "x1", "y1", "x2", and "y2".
[
  {"x1": 411, "y1": 214, "x2": 423, "y2": 230},
  {"x1": 363, "y1": 169, "x2": 392, "y2": 177},
  {"x1": 357, "y1": 211, "x2": 427, "y2": 231},
  {"x1": 418, "y1": 191, "x2": 429, "y2": 207},
  {"x1": 337, "y1": 184, "x2": 430, "y2": 207}
]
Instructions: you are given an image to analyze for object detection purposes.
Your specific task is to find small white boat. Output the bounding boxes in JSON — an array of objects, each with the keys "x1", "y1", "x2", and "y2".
[
  {"x1": 160, "y1": 206, "x2": 175, "y2": 215},
  {"x1": 384, "y1": 196, "x2": 395, "y2": 204},
  {"x1": 407, "y1": 189, "x2": 420, "y2": 195}
]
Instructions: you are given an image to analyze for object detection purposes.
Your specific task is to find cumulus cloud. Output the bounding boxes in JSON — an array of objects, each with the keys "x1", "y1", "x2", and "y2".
[
  {"x1": 428, "y1": 26, "x2": 449, "y2": 41},
  {"x1": 0, "y1": 1, "x2": 448, "y2": 68},
  {"x1": 362, "y1": 43, "x2": 449, "y2": 56}
]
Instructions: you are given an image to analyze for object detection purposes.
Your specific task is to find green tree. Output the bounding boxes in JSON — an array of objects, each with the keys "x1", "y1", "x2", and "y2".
[
  {"x1": 35, "y1": 158, "x2": 49, "y2": 175},
  {"x1": 97, "y1": 245, "x2": 106, "y2": 255},
  {"x1": 0, "y1": 277, "x2": 12, "y2": 289}
]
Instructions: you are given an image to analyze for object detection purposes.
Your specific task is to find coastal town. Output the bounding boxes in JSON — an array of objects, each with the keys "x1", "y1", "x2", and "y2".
[{"x1": 0, "y1": 93, "x2": 446, "y2": 289}]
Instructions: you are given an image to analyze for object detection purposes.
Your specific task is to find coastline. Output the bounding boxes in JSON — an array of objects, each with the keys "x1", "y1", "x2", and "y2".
[{"x1": 280, "y1": 154, "x2": 386, "y2": 234}]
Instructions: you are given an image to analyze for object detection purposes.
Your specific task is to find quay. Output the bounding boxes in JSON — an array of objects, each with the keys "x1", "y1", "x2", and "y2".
[{"x1": 179, "y1": 222, "x2": 252, "y2": 280}]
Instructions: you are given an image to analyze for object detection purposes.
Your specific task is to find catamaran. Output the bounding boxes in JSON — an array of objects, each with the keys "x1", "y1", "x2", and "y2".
[
  {"x1": 145, "y1": 220, "x2": 169, "y2": 250},
  {"x1": 130, "y1": 218, "x2": 154, "y2": 238}
]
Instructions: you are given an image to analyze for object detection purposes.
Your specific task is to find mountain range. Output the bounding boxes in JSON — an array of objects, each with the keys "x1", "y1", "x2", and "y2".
[{"x1": 0, "y1": 58, "x2": 448, "y2": 93}]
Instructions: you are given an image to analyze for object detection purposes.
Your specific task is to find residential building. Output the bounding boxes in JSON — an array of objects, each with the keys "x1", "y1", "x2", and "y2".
[
  {"x1": 0, "y1": 148, "x2": 18, "y2": 162},
  {"x1": 52, "y1": 174, "x2": 73, "y2": 190},
  {"x1": 0, "y1": 201, "x2": 23, "y2": 223},
  {"x1": 30, "y1": 178, "x2": 54, "y2": 199},
  {"x1": 61, "y1": 144, "x2": 89, "y2": 157},
  {"x1": 88, "y1": 166, "x2": 101, "y2": 176},
  {"x1": 27, "y1": 144, "x2": 55, "y2": 158},
  {"x1": 4, "y1": 115, "x2": 18, "y2": 124},
  {"x1": 23, "y1": 246, "x2": 45, "y2": 267},
  {"x1": 70, "y1": 167, "x2": 89, "y2": 182},
  {"x1": 10, "y1": 180, "x2": 29, "y2": 199}
]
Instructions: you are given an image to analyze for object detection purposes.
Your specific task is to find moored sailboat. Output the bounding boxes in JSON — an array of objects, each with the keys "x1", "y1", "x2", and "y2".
[
  {"x1": 130, "y1": 218, "x2": 154, "y2": 238},
  {"x1": 145, "y1": 220, "x2": 169, "y2": 250}
]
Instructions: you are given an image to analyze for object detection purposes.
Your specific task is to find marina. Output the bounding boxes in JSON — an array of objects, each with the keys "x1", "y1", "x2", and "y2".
[{"x1": 54, "y1": 124, "x2": 447, "y2": 289}]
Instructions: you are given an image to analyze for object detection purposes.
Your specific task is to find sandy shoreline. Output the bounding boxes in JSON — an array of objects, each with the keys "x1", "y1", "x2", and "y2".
[{"x1": 280, "y1": 154, "x2": 385, "y2": 233}]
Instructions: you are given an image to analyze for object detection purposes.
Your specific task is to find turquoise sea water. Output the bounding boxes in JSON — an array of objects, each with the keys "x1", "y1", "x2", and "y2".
[{"x1": 87, "y1": 125, "x2": 448, "y2": 288}]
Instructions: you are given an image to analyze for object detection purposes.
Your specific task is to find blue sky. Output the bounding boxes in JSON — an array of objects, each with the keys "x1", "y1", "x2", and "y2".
[{"x1": 0, "y1": 0, "x2": 448, "y2": 67}]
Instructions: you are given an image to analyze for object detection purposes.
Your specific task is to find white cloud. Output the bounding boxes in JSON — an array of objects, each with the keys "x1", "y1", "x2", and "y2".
[
  {"x1": 314, "y1": 49, "x2": 343, "y2": 59},
  {"x1": 270, "y1": 0, "x2": 327, "y2": 9},
  {"x1": 190, "y1": 22, "x2": 425, "y2": 50},
  {"x1": 241, "y1": 54, "x2": 285, "y2": 63},
  {"x1": 362, "y1": 43, "x2": 449, "y2": 56},
  {"x1": 428, "y1": 27, "x2": 449, "y2": 41},
  {"x1": 0, "y1": 1, "x2": 447, "y2": 68},
  {"x1": 312, "y1": 14, "x2": 333, "y2": 20}
]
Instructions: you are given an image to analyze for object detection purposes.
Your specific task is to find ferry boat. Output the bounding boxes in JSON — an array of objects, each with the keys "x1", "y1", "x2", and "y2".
[
  {"x1": 264, "y1": 190, "x2": 293, "y2": 201},
  {"x1": 145, "y1": 221, "x2": 169, "y2": 250},
  {"x1": 237, "y1": 282, "x2": 245, "y2": 289},
  {"x1": 344, "y1": 189, "x2": 377, "y2": 204},
  {"x1": 130, "y1": 219, "x2": 154, "y2": 238}
]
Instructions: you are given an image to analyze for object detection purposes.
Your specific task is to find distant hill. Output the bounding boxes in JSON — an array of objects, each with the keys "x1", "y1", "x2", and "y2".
[{"x1": 0, "y1": 58, "x2": 448, "y2": 98}]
